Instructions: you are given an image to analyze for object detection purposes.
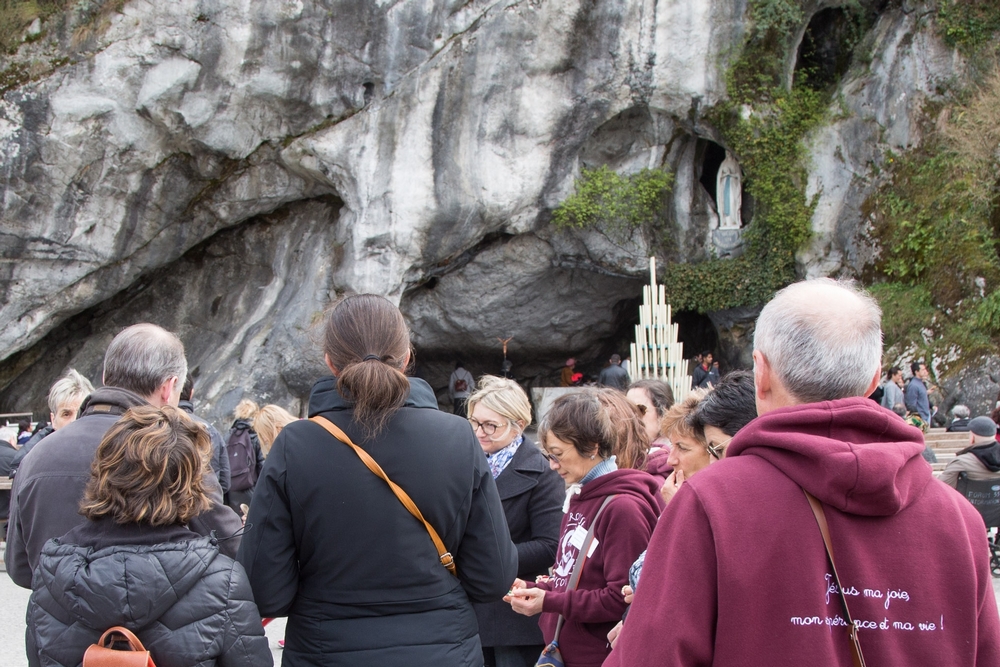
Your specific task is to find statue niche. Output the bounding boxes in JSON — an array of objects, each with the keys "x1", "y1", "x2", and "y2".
[{"x1": 712, "y1": 150, "x2": 744, "y2": 257}]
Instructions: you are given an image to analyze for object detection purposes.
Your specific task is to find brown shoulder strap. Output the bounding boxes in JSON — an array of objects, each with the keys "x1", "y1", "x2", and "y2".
[
  {"x1": 310, "y1": 416, "x2": 457, "y2": 577},
  {"x1": 804, "y1": 490, "x2": 866, "y2": 667}
]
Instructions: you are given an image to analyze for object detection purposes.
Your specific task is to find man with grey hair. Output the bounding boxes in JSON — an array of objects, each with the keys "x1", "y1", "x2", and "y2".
[
  {"x1": 10, "y1": 368, "x2": 95, "y2": 476},
  {"x1": 947, "y1": 404, "x2": 972, "y2": 432},
  {"x1": 606, "y1": 279, "x2": 1000, "y2": 666},
  {"x1": 6, "y1": 323, "x2": 243, "y2": 588}
]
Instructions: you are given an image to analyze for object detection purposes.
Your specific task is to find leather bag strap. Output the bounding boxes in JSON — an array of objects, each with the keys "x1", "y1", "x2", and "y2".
[
  {"x1": 98, "y1": 627, "x2": 146, "y2": 651},
  {"x1": 552, "y1": 494, "x2": 617, "y2": 642},
  {"x1": 310, "y1": 416, "x2": 457, "y2": 576},
  {"x1": 803, "y1": 490, "x2": 867, "y2": 667},
  {"x1": 83, "y1": 627, "x2": 156, "y2": 667}
]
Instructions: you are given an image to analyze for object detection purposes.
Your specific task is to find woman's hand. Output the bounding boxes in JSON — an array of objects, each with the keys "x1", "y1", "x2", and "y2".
[
  {"x1": 502, "y1": 578, "x2": 528, "y2": 605},
  {"x1": 506, "y1": 585, "x2": 545, "y2": 617},
  {"x1": 621, "y1": 584, "x2": 634, "y2": 605},
  {"x1": 660, "y1": 468, "x2": 686, "y2": 505},
  {"x1": 608, "y1": 621, "x2": 624, "y2": 649}
]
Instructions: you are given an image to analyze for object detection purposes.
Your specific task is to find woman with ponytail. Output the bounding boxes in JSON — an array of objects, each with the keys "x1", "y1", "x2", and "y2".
[{"x1": 238, "y1": 294, "x2": 518, "y2": 667}]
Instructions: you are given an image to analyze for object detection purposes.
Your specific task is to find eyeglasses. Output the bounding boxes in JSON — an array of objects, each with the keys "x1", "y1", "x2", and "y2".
[
  {"x1": 468, "y1": 418, "x2": 509, "y2": 436},
  {"x1": 707, "y1": 436, "x2": 733, "y2": 459},
  {"x1": 541, "y1": 450, "x2": 568, "y2": 464}
]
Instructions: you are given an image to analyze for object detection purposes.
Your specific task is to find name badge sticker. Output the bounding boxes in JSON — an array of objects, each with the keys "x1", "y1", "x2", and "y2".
[
  {"x1": 587, "y1": 538, "x2": 599, "y2": 558},
  {"x1": 568, "y1": 525, "x2": 587, "y2": 550}
]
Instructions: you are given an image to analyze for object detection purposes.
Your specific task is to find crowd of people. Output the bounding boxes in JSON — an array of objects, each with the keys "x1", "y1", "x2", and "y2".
[{"x1": 3, "y1": 279, "x2": 1000, "y2": 666}]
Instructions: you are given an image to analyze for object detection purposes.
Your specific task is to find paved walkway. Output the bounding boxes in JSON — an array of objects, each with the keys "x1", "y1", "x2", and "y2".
[
  {"x1": 0, "y1": 572, "x2": 996, "y2": 665},
  {"x1": 0, "y1": 575, "x2": 285, "y2": 667}
]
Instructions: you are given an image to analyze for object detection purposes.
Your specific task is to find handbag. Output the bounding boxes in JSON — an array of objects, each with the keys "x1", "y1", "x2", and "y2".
[
  {"x1": 83, "y1": 627, "x2": 156, "y2": 667},
  {"x1": 535, "y1": 494, "x2": 618, "y2": 667},
  {"x1": 803, "y1": 490, "x2": 867, "y2": 667},
  {"x1": 310, "y1": 415, "x2": 457, "y2": 576}
]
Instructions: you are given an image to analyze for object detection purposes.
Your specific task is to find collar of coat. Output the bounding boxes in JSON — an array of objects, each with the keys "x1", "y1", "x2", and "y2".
[
  {"x1": 495, "y1": 437, "x2": 549, "y2": 500},
  {"x1": 78, "y1": 386, "x2": 149, "y2": 417},
  {"x1": 307, "y1": 375, "x2": 439, "y2": 416}
]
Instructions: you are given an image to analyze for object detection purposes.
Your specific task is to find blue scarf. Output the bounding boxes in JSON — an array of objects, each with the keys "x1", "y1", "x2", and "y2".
[{"x1": 486, "y1": 436, "x2": 523, "y2": 479}]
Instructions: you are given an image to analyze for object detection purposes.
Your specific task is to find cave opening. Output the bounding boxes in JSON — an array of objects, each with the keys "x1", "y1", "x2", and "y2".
[
  {"x1": 795, "y1": 7, "x2": 858, "y2": 91},
  {"x1": 698, "y1": 139, "x2": 727, "y2": 203},
  {"x1": 673, "y1": 310, "x2": 719, "y2": 367}
]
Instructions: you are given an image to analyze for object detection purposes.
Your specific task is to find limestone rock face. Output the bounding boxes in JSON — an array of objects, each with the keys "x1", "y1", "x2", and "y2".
[
  {"x1": 801, "y1": 8, "x2": 964, "y2": 278},
  {"x1": 1, "y1": 0, "x2": 751, "y2": 418},
  {"x1": 0, "y1": 0, "x2": 984, "y2": 419}
]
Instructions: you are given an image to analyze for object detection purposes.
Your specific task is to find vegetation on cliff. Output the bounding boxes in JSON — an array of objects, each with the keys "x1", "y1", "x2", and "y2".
[{"x1": 866, "y1": 0, "x2": 1000, "y2": 371}]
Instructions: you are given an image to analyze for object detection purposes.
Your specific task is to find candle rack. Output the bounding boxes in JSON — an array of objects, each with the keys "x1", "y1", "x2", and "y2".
[{"x1": 627, "y1": 257, "x2": 692, "y2": 401}]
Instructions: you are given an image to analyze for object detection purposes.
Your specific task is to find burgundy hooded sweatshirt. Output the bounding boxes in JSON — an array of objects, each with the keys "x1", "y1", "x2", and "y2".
[
  {"x1": 535, "y1": 468, "x2": 662, "y2": 667},
  {"x1": 604, "y1": 397, "x2": 1000, "y2": 667}
]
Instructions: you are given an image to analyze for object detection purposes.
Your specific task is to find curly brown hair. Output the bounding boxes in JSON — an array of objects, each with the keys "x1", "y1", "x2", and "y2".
[{"x1": 80, "y1": 405, "x2": 213, "y2": 526}]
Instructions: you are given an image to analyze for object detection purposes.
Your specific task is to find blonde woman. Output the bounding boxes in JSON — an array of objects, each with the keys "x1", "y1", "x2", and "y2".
[
  {"x1": 226, "y1": 399, "x2": 265, "y2": 514},
  {"x1": 253, "y1": 405, "x2": 298, "y2": 456},
  {"x1": 467, "y1": 376, "x2": 564, "y2": 667}
]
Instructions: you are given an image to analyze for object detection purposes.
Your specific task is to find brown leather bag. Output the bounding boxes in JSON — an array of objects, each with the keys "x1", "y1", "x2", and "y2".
[{"x1": 83, "y1": 627, "x2": 157, "y2": 667}]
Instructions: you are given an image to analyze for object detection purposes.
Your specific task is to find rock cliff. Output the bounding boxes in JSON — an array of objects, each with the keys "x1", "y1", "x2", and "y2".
[{"x1": 0, "y1": 0, "x2": 989, "y2": 423}]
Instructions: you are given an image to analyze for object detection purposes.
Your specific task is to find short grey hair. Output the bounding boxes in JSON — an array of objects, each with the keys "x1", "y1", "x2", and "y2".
[
  {"x1": 48, "y1": 369, "x2": 95, "y2": 414},
  {"x1": 754, "y1": 278, "x2": 882, "y2": 404},
  {"x1": 103, "y1": 324, "x2": 187, "y2": 398},
  {"x1": 952, "y1": 404, "x2": 971, "y2": 419}
]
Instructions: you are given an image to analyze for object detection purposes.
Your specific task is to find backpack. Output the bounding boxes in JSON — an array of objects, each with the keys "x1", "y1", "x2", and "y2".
[
  {"x1": 228, "y1": 426, "x2": 257, "y2": 492},
  {"x1": 454, "y1": 377, "x2": 468, "y2": 393}
]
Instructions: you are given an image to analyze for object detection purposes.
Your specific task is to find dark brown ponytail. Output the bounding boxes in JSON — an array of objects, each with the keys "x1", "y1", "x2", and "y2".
[{"x1": 324, "y1": 294, "x2": 412, "y2": 437}]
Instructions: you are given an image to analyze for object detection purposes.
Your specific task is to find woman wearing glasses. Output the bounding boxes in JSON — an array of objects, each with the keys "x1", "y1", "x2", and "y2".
[
  {"x1": 506, "y1": 389, "x2": 661, "y2": 667},
  {"x1": 467, "y1": 376, "x2": 564, "y2": 667}
]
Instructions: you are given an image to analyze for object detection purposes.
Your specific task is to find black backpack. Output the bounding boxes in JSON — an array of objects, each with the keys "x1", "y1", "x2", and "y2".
[{"x1": 228, "y1": 426, "x2": 257, "y2": 492}]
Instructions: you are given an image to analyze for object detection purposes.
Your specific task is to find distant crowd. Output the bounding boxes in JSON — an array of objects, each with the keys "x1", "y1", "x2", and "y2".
[{"x1": 1, "y1": 280, "x2": 998, "y2": 667}]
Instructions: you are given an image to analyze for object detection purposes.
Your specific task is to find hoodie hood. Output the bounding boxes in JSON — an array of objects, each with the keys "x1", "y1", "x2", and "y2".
[
  {"x1": 643, "y1": 448, "x2": 673, "y2": 478},
  {"x1": 579, "y1": 468, "x2": 663, "y2": 513},
  {"x1": 35, "y1": 528, "x2": 218, "y2": 629},
  {"x1": 728, "y1": 397, "x2": 931, "y2": 516},
  {"x1": 308, "y1": 375, "x2": 438, "y2": 416}
]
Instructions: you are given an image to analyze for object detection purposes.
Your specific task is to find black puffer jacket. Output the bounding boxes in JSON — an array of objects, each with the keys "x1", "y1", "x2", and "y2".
[
  {"x1": 27, "y1": 519, "x2": 271, "y2": 667},
  {"x1": 238, "y1": 376, "x2": 518, "y2": 667}
]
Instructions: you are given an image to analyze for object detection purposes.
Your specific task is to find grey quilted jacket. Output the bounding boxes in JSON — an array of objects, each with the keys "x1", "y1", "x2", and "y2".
[{"x1": 26, "y1": 519, "x2": 271, "y2": 667}]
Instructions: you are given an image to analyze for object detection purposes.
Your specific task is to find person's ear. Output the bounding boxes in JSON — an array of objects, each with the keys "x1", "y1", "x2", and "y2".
[
  {"x1": 864, "y1": 364, "x2": 882, "y2": 398},
  {"x1": 752, "y1": 350, "x2": 770, "y2": 400},
  {"x1": 154, "y1": 376, "x2": 177, "y2": 407},
  {"x1": 325, "y1": 353, "x2": 339, "y2": 376}
]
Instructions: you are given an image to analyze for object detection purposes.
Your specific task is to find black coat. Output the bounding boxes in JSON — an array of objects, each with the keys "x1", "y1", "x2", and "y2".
[
  {"x1": 27, "y1": 518, "x2": 270, "y2": 667},
  {"x1": 474, "y1": 438, "x2": 564, "y2": 647},
  {"x1": 238, "y1": 376, "x2": 518, "y2": 667}
]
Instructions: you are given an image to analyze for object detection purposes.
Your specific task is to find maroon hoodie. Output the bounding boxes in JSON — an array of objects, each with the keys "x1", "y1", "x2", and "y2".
[
  {"x1": 535, "y1": 469, "x2": 661, "y2": 667},
  {"x1": 643, "y1": 446, "x2": 672, "y2": 485},
  {"x1": 605, "y1": 397, "x2": 1000, "y2": 666}
]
